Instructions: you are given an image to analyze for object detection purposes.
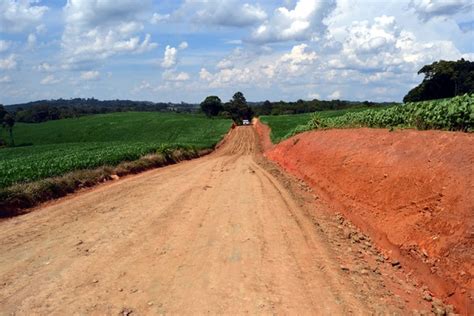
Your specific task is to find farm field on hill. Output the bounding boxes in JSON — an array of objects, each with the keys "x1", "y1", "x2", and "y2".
[
  {"x1": 0, "y1": 112, "x2": 231, "y2": 188},
  {"x1": 261, "y1": 95, "x2": 473, "y2": 143},
  {"x1": 260, "y1": 107, "x2": 386, "y2": 143},
  {"x1": 6, "y1": 112, "x2": 231, "y2": 146}
]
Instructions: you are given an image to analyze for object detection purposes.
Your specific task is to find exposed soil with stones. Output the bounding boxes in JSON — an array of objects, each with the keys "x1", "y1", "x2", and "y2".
[
  {"x1": 257, "y1": 119, "x2": 473, "y2": 315},
  {"x1": 0, "y1": 126, "x2": 457, "y2": 315}
]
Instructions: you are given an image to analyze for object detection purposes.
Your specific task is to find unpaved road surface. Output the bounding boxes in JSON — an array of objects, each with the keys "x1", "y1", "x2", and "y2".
[
  {"x1": 0, "y1": 127, "x2": 434, "y2": 314},
  {"x1": 264, "y1": 126, "x2": 474, "y2": 312}
]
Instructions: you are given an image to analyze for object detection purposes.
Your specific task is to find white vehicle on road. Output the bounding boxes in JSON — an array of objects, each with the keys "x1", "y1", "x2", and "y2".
[{"x1": 242, "y1": 119, "x2": 250, "y2": 125}]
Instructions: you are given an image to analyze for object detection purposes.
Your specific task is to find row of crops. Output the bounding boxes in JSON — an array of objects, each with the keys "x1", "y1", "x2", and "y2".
[
  {"x1": 0, "y1": 142, "x2": 193, "y2": 189},
  {"x1": 260, "y1": 106, "x2": 388, "y2": 143},
  {"x1": 0, "y1": 112, "x2": 231, "y2": 189},
  {"x1": 288, "y1": 94, "x2": 473, "y2": 138}
]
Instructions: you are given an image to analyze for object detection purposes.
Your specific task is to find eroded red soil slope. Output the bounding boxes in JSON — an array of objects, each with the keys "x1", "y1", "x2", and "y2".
[{"x1": 265, "y1": 127, "x2": 473, "y2": 312}]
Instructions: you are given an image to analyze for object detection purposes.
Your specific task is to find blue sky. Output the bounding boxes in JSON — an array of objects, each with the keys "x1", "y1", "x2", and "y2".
[{"x1": 0, "y1": 0, "x2": 473, "y2": 104}]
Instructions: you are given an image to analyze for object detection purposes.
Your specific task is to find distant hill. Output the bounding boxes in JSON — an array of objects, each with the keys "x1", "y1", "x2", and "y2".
[
  {"x1": 5, "y1": 98, "x2": 199, "y2": 123},
  {"x1": 4, "y1": 97, "x2": 399, "y2": 124}
]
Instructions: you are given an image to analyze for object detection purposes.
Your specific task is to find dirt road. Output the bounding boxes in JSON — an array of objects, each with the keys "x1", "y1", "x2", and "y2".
[{"x1": 0, "y1": 127, "x2": 433, "y2": 314}]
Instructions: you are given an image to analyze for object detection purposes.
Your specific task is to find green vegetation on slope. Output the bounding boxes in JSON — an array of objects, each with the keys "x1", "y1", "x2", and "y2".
[
  {"x1": 6, "y1": 112, "x2": 229, "y2": 147},
  {"x1": 260, "y1": 107, "x2": 387, "y2": 143},
  {"x1": 288, "y1": 94, "x2": 473, "y2": 138},
  {"x1": 0, "y1": 112, "x2": 231, "y2": 188},
  {"x1": 260, "y1": 113, "x2": 313, "y2": 143}
]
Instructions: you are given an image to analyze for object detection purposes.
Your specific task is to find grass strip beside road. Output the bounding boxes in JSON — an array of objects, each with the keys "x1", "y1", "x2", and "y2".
[
  {"x1": 260, "y1": 107, "x2": 384, "y2": 143},
  {"x1": 0, "y1": 112, "x2": 231, "y2": 216}
]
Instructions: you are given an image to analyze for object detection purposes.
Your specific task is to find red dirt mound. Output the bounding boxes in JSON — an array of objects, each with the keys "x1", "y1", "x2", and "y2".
[
  {"x1": 265, "y1": 127, "x2": 473, "y2": 313},
  {"x1": 253, "y1": 118, "x2": 274, "y2": 152}
]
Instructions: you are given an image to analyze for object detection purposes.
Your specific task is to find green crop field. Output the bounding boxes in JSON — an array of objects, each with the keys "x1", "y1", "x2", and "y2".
[
  {"x1": 0, "y1": 112, "x2": 231, "y2": 188},
  {"x1": 261, "y1": 95, "x2": 473, "y2": 143},
  {"x1": 288, "y1": 94, "x2": 474, "y2": 137},
  {"x1": 260, "y1": 113, "x2": 313, "y2": 143},
  {"x1": 260, "y1": 107, "x2": 386, "y2": 143}
]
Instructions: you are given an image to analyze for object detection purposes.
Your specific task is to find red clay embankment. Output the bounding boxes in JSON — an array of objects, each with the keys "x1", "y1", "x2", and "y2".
[{"x1": 262, "y1": 125, "x2": 473, "y2": 313}]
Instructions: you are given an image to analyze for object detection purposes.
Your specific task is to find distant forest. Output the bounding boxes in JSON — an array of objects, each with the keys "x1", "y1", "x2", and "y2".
[
  {"x1": 251, "y1": 99, "x2": 396, "y2": 116},
  {"x1": 4, "y1": 97, "x2": 396, "y2": 124},
  {"x1": 404, "y1": 59, "x2": 474, "y2": 102},
  {"x1": 5, "y1": 98, "x2": 198, "y2": 123},
  {"x1": 1, "y1": 58, "x2": 472, "y2": 124}
]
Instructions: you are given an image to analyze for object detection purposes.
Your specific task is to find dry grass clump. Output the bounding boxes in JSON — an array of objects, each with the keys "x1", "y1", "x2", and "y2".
[{"x1": 0, "y1": 148, "x2": 211, "y2": 218}]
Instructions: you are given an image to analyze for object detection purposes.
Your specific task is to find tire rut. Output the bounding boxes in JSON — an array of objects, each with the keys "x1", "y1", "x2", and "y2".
[{"x1": 0, "y1": 126, "x2": 419, "y2": 314}]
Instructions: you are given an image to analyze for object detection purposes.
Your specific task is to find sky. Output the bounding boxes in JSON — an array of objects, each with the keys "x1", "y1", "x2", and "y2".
[{"x1": 0, "y1": 0, "x2": 473, "y2": 104}]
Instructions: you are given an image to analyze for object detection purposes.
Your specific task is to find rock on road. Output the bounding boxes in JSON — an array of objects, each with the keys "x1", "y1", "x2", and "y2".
[{"x1": 0, "y1": 127, "x2": 423, "y2": 314}]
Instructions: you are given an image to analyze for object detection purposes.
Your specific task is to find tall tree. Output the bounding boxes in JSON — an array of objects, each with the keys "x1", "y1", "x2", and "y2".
[
  {"x1": 0, "y1": 105, "x2": 8, "y2": 145},
  {"x1": 200, "y1": 96, "x2": 223, "y2": 117},
  {"x1": 3, "y1": 113, "x2": 15, "y2": 146},
  {"x1": 227, "y1": 92, "x2": 254, "y2": 124},
  {"x1": 261, "y1": 100, "x2": 273, "y2": 115},
  {"x1": 404, "y1": 59, "x2": 474, "y2": 102},
  {"x1": 0, "y1": 104, "x2": 6, "y2": 120}
]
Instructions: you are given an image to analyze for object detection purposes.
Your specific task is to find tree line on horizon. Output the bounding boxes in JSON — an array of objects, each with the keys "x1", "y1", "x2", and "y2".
[
  {"x1": 201, "y1": 59, "x2": 473, "y2": 119},
  {"x1": 200, "y1": 92, "x2": 393, "y2": 120},
  {"x1": 1, "y1": 59, "x2": 472, "y2": 146},
  {"x1": 4, "y1": 98, "x2": 198, "y2": 124}
]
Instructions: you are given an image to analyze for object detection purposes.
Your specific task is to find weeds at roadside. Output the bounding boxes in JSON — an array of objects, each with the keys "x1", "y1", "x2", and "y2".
[{"x1": 0, "y1": 147, "x2": 211, "y2": 218}]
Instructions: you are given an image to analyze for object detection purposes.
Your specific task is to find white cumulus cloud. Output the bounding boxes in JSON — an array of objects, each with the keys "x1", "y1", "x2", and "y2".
[
  {"x1": 329, "y1": 90, "x2": 342, "y2": 99},
  {"x1": 62, "y1": 0, "x2": 157, "y2": 68},
  {"x1": 198, "y1": 43, "x2": 318, "y2": 88},
  {"x1": 281, "y1": 44, "x2": 317, "y2": 65},
  {"x1": 308, "y1": 92, "x2": 321, "y2": 99},
  {"x1": 0, "y1": 0, "x2": 48, "y2": 33},
  {"x1": 34, "y1": 62, "x2": 55, "y2": 72},
  {"x1": 161, "y1": 45, "x2": 178, "y2": 68},
  {"x1": 0, "y1": 54, "x2": 17, "y2": 70},
  {"x1": 250, "y1": 0, "x2": 336, "y2": 43},
  {"x1": 329, "y1": 15, "x2": 462, "y2": 73},
  {"x1": 160, "y1": 42, "x2": 188, "y2": 68},
  {"x1": 40, "y1": 75, "x2": 60, "y2": 85},
  {"x1": 409, "y1": 0, "x2": 473, "y2": 21},
  {"x1": 216, "y1": 59, "x2": 234, "y2": 69},
  {"x1": 27, "y1": 33, "x2": 37, "y2": 48},
  {"x1": 163, "y1": 70, "x2": 190, "y2": 81},
  {"x1": 80, "y1": 70, "x2": 100, "y2": 81},
  {"x1": 199, "y1": 68, "x2": 213, "y2": 81},
  {"x1": 0, "y1": 40, "x2": 11, "y2": 53},
  {"x1": 175, "y1": 0, "x2": 267, "y2": 27},
  {"x1": 0, "y1": 75, "x2": 12, "y2": 84},
  {"x1": 36, "y1": 24, "x2": 47, "y2": 34},
  {"x1": 151, "y1": 12, "x2": 170, "y2": 24},
  {"x1": 132, "y1": 80, "x2": 153, "y2": 93}
]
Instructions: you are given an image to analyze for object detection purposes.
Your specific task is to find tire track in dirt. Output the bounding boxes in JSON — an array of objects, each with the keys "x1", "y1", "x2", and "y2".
[{"x1": 0, "y1": 126, "x2": 436, "y2": 314}]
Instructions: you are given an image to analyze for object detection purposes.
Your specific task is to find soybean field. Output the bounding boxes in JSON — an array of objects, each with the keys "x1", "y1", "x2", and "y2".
[
  {"x1": 0, "y1": 112, "x2": 231, "y2": 188},
  {"x1": 288, "y1": 94, "x2": 474, "y2": 138},
  {"x1": 260, "y1": 106, "x2": 387, "y2": 143}
]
